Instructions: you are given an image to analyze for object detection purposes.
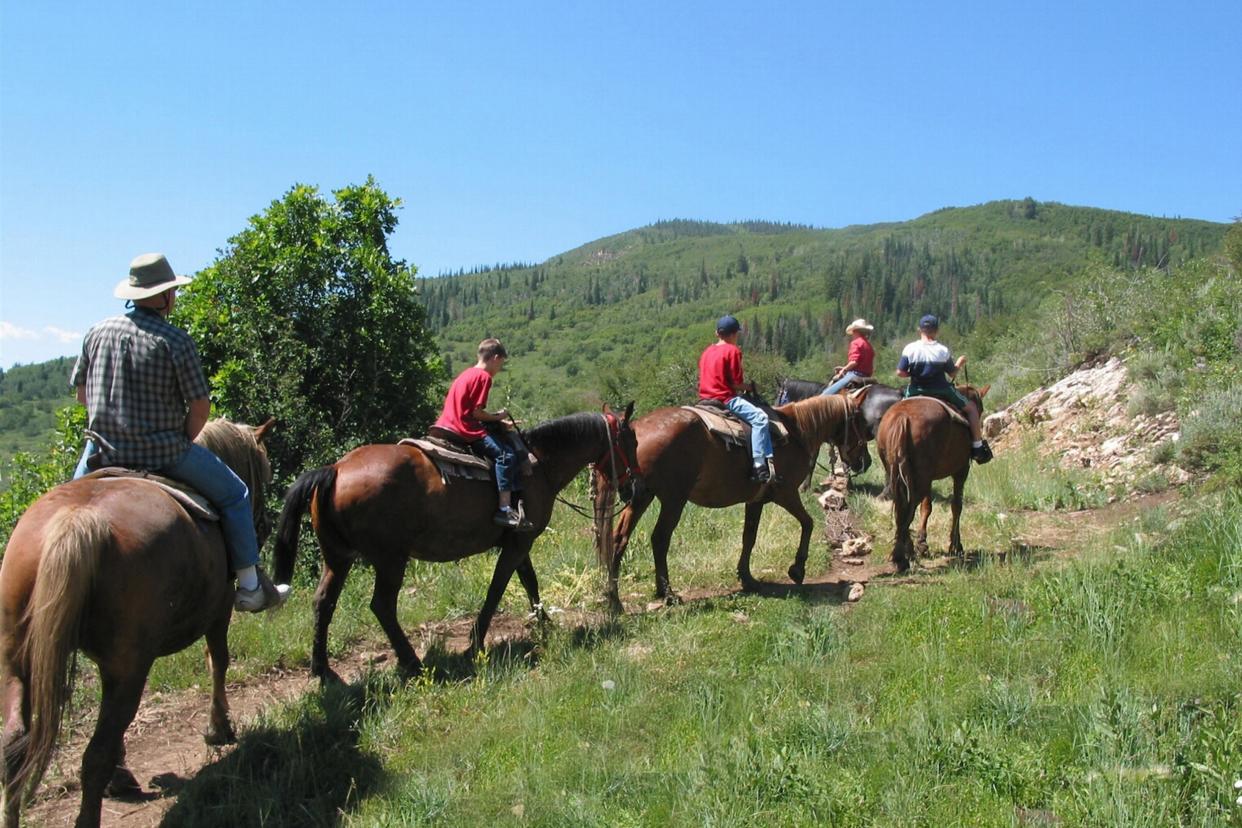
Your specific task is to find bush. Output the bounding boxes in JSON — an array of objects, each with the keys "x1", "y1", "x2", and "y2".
[
  {"x1": 1177, "y1": 381, "x2": 1242, "y2": 480},
  {"x1": 0, "y1": 405, "x2": 86, "y2": 551}
]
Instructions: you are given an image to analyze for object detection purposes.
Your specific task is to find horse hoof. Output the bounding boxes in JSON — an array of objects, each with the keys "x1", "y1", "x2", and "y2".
[
  {"x1": 203, "y1": 723, "x2": 237, "y2": 747},
  {"x1": 106, "y1": 766, "x2": 144, "y2": 799},
  {"x1": 606, "y1": 596, "x2": 625, "y2": 617},
  {"x1": 663, "y1": 593, "x2": 684, "y2": 607},
  {"x1": 787, "y1": 565, "x2": 805, "y2": 585},
  {"x1": 892, "y1": 558, "x2": 910, "y2": 574},
  {"x1": 739, "y1": 577, "x2": 760, "y2": 593}
]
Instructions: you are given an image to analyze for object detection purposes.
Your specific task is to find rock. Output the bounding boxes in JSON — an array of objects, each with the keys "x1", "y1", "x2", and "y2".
[
  {"x1": 818, "y1": 489, "x2": 847, "y2": 510},
  {"x1": 847, "y1": 582, "x2": 865, "y2": 602},
  {"x1": 841, "y1": 537, "x2": 871, "y2": 557}
]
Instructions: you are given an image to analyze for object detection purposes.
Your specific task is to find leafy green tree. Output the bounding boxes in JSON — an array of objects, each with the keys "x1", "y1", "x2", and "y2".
[{"x1": 176, "y1": 178, "x2": 442, "y2": 484}]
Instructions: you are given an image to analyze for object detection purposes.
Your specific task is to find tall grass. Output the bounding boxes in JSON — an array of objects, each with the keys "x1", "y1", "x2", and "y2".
[{"x1": 138, "y1": 478, "x2": 1242, "y2": 826}]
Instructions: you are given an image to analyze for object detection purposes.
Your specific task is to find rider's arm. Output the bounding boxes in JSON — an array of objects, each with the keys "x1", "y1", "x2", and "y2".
[
  {"x1": 472, "y1": 407, "x2": 510, "y2": 423},
  {"x1": 185, "y1": 397, "x2": 210, "y2": 440}
]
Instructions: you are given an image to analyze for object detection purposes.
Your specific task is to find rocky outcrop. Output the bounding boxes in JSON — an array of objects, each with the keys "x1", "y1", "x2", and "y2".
[{"x1": 983, "y1": 357, "x2": 1189, "y2": 487}]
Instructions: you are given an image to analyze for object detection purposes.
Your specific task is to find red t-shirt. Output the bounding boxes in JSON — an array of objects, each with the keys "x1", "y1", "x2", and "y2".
[
  {"x1": 434, "y1": 365, "x2": 492, "y2": 440},
  {"x1": 699, "y1": 342, "x2": 743, "y2": 402},
  {"x1": 847, "y1": 336, "x2": 875, "y2": 376}
]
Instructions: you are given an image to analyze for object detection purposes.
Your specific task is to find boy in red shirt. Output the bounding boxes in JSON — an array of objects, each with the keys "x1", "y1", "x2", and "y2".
[
  {"x1": 433, "y1": 338, "x2": 533, "y2": 530},
  {"x1": 699, "y1": 314, "x2": 773, "y2": 482},
  {"x1": 821, "y1": 318, "x2": 876, "y2": 395}
]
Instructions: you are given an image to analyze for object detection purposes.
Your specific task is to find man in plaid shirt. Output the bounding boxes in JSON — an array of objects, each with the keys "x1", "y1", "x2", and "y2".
[{"x1": 71, "y1": 253, "x2": 290, "y2": 612}]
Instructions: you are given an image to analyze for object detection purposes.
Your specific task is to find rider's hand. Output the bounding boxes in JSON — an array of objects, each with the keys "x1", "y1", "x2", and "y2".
[{"x1": 955, "y1": 356, "x2": 967, "y2": 369}]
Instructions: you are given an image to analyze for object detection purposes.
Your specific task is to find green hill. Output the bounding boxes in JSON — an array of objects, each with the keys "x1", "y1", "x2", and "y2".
[
  {"x1": 0, "y1": 358, "x2": 76, "y2": 465},
  {"x1": 418, "y1": 199, "x2": 1226, "y2": 416}
]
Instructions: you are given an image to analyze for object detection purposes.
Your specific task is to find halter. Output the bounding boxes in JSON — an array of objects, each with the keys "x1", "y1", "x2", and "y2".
[{"x1": 593, "y1": 410, "x2": 641, "y2": 490}]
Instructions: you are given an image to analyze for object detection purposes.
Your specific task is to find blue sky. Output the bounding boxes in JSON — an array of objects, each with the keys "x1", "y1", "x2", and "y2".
[{"x1": 2, "y1": 1, "x2": 1239, "y2": 368}]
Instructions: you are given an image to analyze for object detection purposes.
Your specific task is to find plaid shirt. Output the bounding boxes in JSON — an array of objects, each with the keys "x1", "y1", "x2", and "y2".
[{"x1": 70, "y1": 307, "x2": 211, "y2": 469}]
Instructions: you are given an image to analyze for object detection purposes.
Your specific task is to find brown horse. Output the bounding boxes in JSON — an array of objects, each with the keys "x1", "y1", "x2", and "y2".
[
  {"x1": 875, "y1": 385, "x2": 989, "y2": 572},
  {"x1": 272, "y1": 405, "x2": 636, "y2": 684},
  {"x1": 594, "y1": 394, "x2": 868, "y2": 614},
  {"x1": 0, "y1": 419, "x2": 273, "y2": 828}
]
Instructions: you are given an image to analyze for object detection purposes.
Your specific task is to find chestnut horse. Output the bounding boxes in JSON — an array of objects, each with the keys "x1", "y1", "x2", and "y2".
[
  {"x1": 875, "y1": 385, "x2": 989, "y2": 572},
  {"x1": 0, "y1": 419, "x2": 273, "y2": 828},
  {"x1": 272, "y1": 406, "x2": 636, "y2": 684},
  {"x1": 594, "y1": 394, "x2": 868, "y2": 614}
]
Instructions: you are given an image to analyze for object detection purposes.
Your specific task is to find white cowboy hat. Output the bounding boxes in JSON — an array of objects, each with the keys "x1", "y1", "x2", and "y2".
[
  {"x1": 114, "y1": 253, "x2": 193, "y2": 299},
  {"x1": 845, "y1": 318, "x2": 874, "y2": 334}
]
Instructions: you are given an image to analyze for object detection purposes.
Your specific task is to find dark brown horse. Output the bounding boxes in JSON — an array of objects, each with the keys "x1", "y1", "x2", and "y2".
[
  {"x1": 0, "y1": 419, "x2": 273, "y2": 828},
  {"x1": 875, "y1": 385, "x2": 989, "y2": 572},
  {"x1": 272, "y1": 406, "x2": 636, "y2": 684},
  {"x1": 594, "y1": 394, "x2": 868, "y2": 614}
]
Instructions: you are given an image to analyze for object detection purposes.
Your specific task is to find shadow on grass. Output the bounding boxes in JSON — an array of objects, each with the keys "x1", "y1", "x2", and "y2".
[{"x1": 160, "y1": 679, "x2": 389, "y2": 827}]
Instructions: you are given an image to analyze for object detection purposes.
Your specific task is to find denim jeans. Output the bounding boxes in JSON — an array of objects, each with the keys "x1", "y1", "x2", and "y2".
[
  {"x1": 159, "y1": 443, "x2": 260, "y2": 571},
  {"x1": 72, "y1": 440, "x2": 97, "y2": 480},
  {"x1": 726, "y1": 396, "x2": 773, "y2": 466},
  {"x1": 475, "y1": 433, "x2": 519, "y2": 493},
  {"x1": 821, "y1": 371, "x2": 864, "y2": 396}
]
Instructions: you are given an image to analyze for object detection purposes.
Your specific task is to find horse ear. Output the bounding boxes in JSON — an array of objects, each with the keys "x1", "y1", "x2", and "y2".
[
  {"x1": 978, "y1": 384, "x2": 991, "y2": 399},
  {"x1": 623, "y1": 401, "x2": 635, "y2": 423},
  {"x1": 253, "y1": 417, "x2": 276, "y2": 444}
]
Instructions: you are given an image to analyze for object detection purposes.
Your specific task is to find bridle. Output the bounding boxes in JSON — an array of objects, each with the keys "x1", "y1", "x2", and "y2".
[{"x1": 592, "y1": 410, "x2": 641, "y2": 492}]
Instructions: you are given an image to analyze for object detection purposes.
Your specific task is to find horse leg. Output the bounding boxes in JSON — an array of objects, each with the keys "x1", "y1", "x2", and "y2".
[
  {"x1": 311, "y1": 552, "x2": 354, "y2": 685},
  {"x1": 76, "y1": 667, "x2": 148, "y2": 828},
  {"x1": 891, "y1": 492, "x2": 918, "y2": 573},
  {"x1": 605, "y1": 486, "x2": 656, "y2": 616},
  {"x1": 369, "y1": 559, "x2": 421, "y2": 679},
  {"x1": 202, "y1": 617, "x2": 236, "y2": 746},
  {"x1": 737, "y1": 502, "x2": 765, "y2": 591},
  {"x1": 1, "y1": 670, "x2": 29, "y2": 827},
  {"x1": 948, "y1": 468, "x2": 969, "y2": 557},
  {"x1": 777, "y1": 495, "x2": 816, "y2": 585},
  {"x1": 651, "y1": 496, "x2": 688, "y2": 605},
  {"x1": 514, "y1": 555, "x2": 549, "y2": 623},
  {"x1": 915, "y1": 495, "x2": 932, "y2": 557},
  {"x1": 467, "y1": 539, "x2": 534, "y2": 660}
]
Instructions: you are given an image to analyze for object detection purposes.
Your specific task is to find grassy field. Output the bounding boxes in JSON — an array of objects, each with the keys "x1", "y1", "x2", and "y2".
[{"x1": 73, "y1": 442, "x2": 1236, "y2": 827}]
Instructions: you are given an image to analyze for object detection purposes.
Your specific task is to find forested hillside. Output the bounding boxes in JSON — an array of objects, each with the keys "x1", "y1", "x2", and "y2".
[
  {"x1": 419, "y1": 200, "x2": 1225, "y2": 417},
  {"x1": 0, "y1": 358, "x2": 75, "y2": 461}
]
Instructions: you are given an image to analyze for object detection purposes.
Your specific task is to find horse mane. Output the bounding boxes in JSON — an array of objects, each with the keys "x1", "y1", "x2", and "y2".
[
  {"x1": 777, "y1": 393, "x2": 850, "y2": 441},
  {"x1": 523, "y1": 412, "x2": 605, "y2": 449},
  {"x1": 196, "y1": 419, "x2": 271, "y2": 493}
]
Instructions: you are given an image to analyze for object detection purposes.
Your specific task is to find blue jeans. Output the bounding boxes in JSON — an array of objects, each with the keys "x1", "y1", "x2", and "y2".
[
  {"x1": 73, "y1": 440, "x2": 97, "y2": 480},
  {"x1": 475, "y1": 433, "x2": 518, "y2": 493},
  {"x1": 726, "y1": 396, "x2": 773, "y2": 466},
  {"x1": 160, "y1": 444, "x2": 260, "y2": 571},
  {"x1": 821, "y1": 371, "x2": 864, "y2": 396}
]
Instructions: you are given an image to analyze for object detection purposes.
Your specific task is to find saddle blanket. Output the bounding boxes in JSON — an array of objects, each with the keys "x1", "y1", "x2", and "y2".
[
  {"x1": 682, "y1": 404, "x2": 789, "y2": 449},
  {"x1": 81, "y1": 468, "x2": 218, "y2": 521},
  {"x1": 398, "y1": 437, "x2": 494, "y2": 482}
]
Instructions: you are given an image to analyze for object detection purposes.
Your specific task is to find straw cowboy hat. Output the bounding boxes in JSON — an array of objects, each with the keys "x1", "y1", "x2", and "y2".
[
  {"x1": 845, "y1": 318, "x2": 874, "y2": 334},
  {"x1": 114, "y1": 253, "x2": 193, "y2": 300}
]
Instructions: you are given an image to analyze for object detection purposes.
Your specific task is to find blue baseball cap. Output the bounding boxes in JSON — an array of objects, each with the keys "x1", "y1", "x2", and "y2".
[
  {"x1": 918, "y1": 314, "x2": 940, "y2": 330},
  {"x1": 716, "y1": 314, "x2": 741, "y2": 334}
]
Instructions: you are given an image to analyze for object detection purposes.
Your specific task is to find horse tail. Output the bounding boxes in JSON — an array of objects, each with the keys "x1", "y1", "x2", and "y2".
[
  {"x1": 885, "y1": 416, "x2": 914, "y2": 505},
  {"x1": 17, "y1": 507, "x2": 109, "y2": 800},
  {"x1": 273, "y1": 466, "x2": 337, "y2": 585}
]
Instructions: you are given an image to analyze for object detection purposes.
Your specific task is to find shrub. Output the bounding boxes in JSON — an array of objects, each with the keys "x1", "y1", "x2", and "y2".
[{"x1": 1177, "y1": 381, "x2": 1242, "y2": 480}]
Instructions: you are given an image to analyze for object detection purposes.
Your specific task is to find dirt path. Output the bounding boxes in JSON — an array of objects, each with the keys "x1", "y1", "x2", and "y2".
[{"x1": 22, "y1": 491, "x2": 1178, "y2": 826}]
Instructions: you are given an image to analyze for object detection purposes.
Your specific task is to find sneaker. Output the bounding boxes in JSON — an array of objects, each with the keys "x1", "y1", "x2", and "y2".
[
  {"x1": 971, "y1": 442, "x2": 994, "y2": 464},
  {"x1": 749, "y1": 463, "x2": 771, "y2": 483},
  {"x1": 235, "y1": 569, "x2": 291, "y2": 613},
  {"x1": 493, "y1": 508, "x2": 523, "y2": 529}
]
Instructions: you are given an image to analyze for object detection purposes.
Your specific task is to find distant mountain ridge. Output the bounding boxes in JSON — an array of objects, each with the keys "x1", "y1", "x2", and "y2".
[{"x1": 417, "y1": 199, "x2": 1227, "y2": 415}]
